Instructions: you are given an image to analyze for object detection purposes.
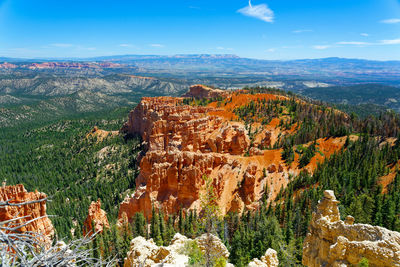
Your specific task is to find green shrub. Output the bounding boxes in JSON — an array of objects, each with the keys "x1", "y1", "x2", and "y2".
[
  {"x1": 181, "y1": 240, "x2": 205, "y2": 266},
  {"x1": 358, "y1": 257, "x2": 369, "y2": 267}
]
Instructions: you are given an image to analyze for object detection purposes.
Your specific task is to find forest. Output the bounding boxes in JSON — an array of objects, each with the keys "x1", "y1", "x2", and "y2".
[
  {"x1": 2, "y1": 87, "x2": 400, "y2": 266},
  {"x1": 0, "y1": 107, "x2": 141, "y2": 239},
  {"x1": 90, "y1": 88, "x2": 400, "y2": 266}
]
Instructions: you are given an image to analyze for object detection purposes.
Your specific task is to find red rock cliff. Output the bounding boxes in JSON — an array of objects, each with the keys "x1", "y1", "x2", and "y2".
[
  {"x1": 119, "y1": 89, "x2": 349, "y2": 222},
  {"x1": 0, "y1": 184, "x2": 54, "y2": 240}
]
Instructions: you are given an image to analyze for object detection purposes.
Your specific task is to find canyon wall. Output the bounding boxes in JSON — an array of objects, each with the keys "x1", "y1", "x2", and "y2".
[
  {"x1": 303, "y1": 190, "x2": 400, "y2": 267},
  {"x1": 119, "y1": 86, "x2": 348, "y2": 222},
  {"x1": 0, "y1": 184, "x2": 54, "y2": 241}
]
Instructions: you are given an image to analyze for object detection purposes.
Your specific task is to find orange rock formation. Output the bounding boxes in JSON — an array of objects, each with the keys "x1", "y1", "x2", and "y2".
[
  {"x1": 182, "y1": 84, "x2": 229, "y2": 99},
  {"x1": 86, "y1": 126, "x2": 119, "y2": 142},
  {"x1": 119, "y1": 88, "x2": 348, "y2": 221},
  {"x1": 0, "y1": 184, "x2": 54, "y2": 240},
  {"x1": 83, "y1": 199, "x2": 109, "y2": 236}
]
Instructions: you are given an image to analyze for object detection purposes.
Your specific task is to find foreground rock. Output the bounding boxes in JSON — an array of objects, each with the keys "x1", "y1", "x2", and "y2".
[
  {"x1": 83, "y1": 199, "x2": 109, "y2": 236},
  {"x1": 0, "y1": 184, "x2": 54, "y2": 242},
  {"x1": 302, "y1": 190, "x2": 400, "y2": 267},
  {"x1": 247, "y1": 248, "x2": 279, "y2": 267},
  {"x1": 124, "y1": 233, "x2": 231, "y2": 267}
]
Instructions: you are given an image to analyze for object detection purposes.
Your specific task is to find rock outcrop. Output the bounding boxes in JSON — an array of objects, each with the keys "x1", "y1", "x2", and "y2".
[
  {"x1": 119, "y1": 90, "x2": 349, "y2": 222},
  {"x1": 248, "y1": 248, "x2": 279, "y2": 267},
  {"x1": 86, "y1": 126, "x2": 119, "y2": 142},
  {"x1": 124, "y1": 233, "x2": 232, "y2": 267},
  {"x1": 182, "y1": 84, "x2": 228, "y2": 99},
  {"x1": 302, "y1": 190, "x2": 400, "y2": 267},
  {"x1": 83, "y1": 199, "x2": 109, "y2": 236},
  {"x1": 0, "y1": 184, "x2": 54, "y2": 242}
]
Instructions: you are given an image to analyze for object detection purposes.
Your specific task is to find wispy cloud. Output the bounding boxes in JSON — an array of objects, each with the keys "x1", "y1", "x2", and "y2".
[
  {"x1": 50, "y1": 43, "x2": 73, "y2": 48},
  {"x1": 293, "y1": 29, "x2": 313, "y2": 34},
  {"x1": 237, "y1": 0, "x2": 274, "y2": 23},
  {"x1": 380, "y1": 38, "x2": 400, "y2": 45},
  {"x1": 360, "y1": 33, "x2": 369, "y2": 37},
  {"x1": 216, "y1": 46, "x2": 234, "y2": 51},
  {"x1": 337, "y1": 39, "x2": 400, "y2": 46},
  {"x1": 150, "y1": 44, "x2": 164, "y2": 48},
  {"x1": 119, "y1": 43, "x2": 133, "y2": 47},
  {"x1": 337, "y1": 41, "x2": 369, "y2": 45},
  {"x1": 314, "y1": 38, "x2": 400, "y2": 50},
  {"x1": 266, "y1": 48, "x2": 275, "y2": 52},
  {"x1": 313, "y1": 45, "x2": 330, "y2": 50},
  {"x1": 381, "y1": 18, "x2": 400, "y2": 24}
]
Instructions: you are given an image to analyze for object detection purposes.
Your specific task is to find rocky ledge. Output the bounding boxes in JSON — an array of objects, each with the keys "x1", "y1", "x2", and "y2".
[{"x1": 303, "y1": 190, "x2": 400, "y2": 267}]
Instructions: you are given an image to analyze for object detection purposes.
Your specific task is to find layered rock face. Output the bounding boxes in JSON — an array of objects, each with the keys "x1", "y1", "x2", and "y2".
[
  {"x1": 124, "y1": 233, "x2": 232, "y2": 267},
  {"x1": 0, "y1": 184, "x2": 54, "y2": 240},
  {"x1": 248, "y1": 248, "x2": 279, "y2": 267},
  {"x1": 120, "y1": 96, "x2": 256, "y2": 220},
  {"x1": 182, "y1": 84, "x2": 229, "y2": 99},
  {"x1": 119, "y1": 90, "x2": 349, "y2": 222},
  {"x1": 83, "y1": 199, "x2": 109, "y2": 236},
  {"x1": 303, "y1": 190, "x2": 400, "y2": 267}
]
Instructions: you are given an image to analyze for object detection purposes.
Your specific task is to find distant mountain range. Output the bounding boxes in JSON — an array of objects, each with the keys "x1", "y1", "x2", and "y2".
[
  {"x1": 0, "y1": 74, "x2": 187, "y2": 96},
  {"x1": 1, "y1": 55, "x2": 399, "y2": 85}
]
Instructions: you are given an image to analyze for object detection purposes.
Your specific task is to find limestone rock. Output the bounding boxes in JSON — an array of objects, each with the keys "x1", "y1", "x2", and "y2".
[
  {"x1": 83, "y1": 199, "x2": 109, "y2": 236},
  {"x1": 248, "y1": 248, "x2": 279, "y2": 267},
  {"x1": 0, "y1": 184, "x2": 54, "y2": 243},
  {"x1": 302, "y1": 190, "x2": 400, "y2": 267},
  {"x1": 182, "y1": 84, "x2": 228, "y2": 99},
  {"x1": 124, "y1": 233, "x2": 232, "y2": 267},
  {"x1": 195, "y1": 233, "x2": 230, "y2": 259},
  {"x1": 249, "y1": 147, "x2": 264, "y2": 156},
  {"x1": 119, "y1": 93, "x2": 349, "y2": 222},
  {"x1": 119, "y1": 96, "x2": 253, "y2": 221}
]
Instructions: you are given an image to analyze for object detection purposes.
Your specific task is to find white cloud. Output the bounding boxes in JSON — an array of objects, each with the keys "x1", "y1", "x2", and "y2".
[
  {"x1": 50, "y1": 43, "x2": 73, "y2": 48},
  {"x1": 216, "y1": 46, "x2": 234, "y2": 51},
  {"x1": 380, "y1": 38, "x2": 400, "y2": 45},
  {"x1": 381, "y1": 18, "x2": 400, "y2": 24},
  {"x1": 150, "y1": 44, "x2": 164, "y2": 48},
  {"x1": 313, "y1": 45, "x2": 330, "y2": 50},
  {"x1": 266, "y1": 48, "x2": 275, "y2": 52},
  {"x1": 237, "y1": 0, "x2": 274, "y2": 23},
  {"x1": 360, "y1": 33, "x2": 369, "y2": 37},
  {"x1": 337, "y1": 41, "x2": 369, "y2": 45},
  {"x1": 293, "y1": 29, "x2": 312, "y2": 34},
  {"x1": 119, "y1": 43, "x2": 133, "y2": 47}
]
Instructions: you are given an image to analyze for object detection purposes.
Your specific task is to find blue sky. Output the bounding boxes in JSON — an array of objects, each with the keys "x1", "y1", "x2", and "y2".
[{"x1": 0, "y1": 0, "x2": 399, "y2": 60}]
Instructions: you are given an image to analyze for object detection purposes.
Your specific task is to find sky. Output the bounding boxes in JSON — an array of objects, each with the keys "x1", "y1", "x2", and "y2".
[{"x1": 0, "y1": 0, "x2": 399, "y2": 60}]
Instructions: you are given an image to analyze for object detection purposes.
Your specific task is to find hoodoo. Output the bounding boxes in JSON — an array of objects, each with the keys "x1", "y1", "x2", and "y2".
[
  {"x1": 302, "y1": 190, "x2": 400, "y2": 267},
  {"x1": 119, "y1": 86, "x2": 349, "y2": 222},
  {"x1": 83, "y1": 199, "x2": 110, "y2": 236}
]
